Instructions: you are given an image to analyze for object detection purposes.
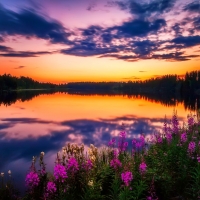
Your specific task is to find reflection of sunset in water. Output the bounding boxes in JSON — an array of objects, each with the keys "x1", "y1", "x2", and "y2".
[
  {"x1": 1, "y1": 92, "x2": 188, "y2": 120},
  {"x1": 0, "y1": 93, "x2": 192, "y2": 140}
]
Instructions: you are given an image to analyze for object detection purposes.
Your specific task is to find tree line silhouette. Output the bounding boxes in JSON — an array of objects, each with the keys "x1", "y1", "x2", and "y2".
[
  {"x1": 0, "y1": 74, "x2": 56, "y2": 90},
  {"x1": 66, "y1": 71, "x2": 200, "y2": 96},
  {"x1": 1, "y1": 71, "x2": 200, "y2": 95}
]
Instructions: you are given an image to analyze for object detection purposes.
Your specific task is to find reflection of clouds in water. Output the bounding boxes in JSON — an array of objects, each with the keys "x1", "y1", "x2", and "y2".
[{"x1": 0, "y1": 114, "x2": 186, "y2": 168}]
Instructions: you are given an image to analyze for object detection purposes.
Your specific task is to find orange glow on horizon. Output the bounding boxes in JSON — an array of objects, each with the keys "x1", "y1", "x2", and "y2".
[{"x1": 0, "y1": 92, "x2": 190, "y2": 139}]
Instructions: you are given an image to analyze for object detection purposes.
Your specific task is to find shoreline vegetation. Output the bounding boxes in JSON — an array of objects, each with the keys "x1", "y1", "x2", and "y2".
[{"x1": 1, "y1": 111, "x2": 200, "y2": 200}]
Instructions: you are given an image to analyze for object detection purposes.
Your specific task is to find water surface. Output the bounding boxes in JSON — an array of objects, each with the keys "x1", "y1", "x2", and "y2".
[{"x1": 0, "y1": 91, "x2": 199, "y2": 193}]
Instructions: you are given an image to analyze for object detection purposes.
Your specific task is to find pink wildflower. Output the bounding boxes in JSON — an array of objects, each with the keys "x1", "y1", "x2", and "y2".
[
  {"x1": 67, "y1": 157, "x2": 79, "y2": 172},
  {"x1": 110, "y1": 158, "x2": 122, "y2": 169},
  {"x1": 47, "y1": 181, "x2": 56, "y2": 193},
  {"x1": 166, "y1": 133, "x2": 172, "y2": 143},
  {"x1": 108, "y1": 138, "x2": 116, "y2": 147},
  {"x1": 171, "y1": 113, "x2": 179, "y2": 133},
  {"x1": 118, "y1": 131, "x2": 128, "y2": 152},
  {"x1": 180, "y1": 132, "x2": 187, "y2": 143},
  {"x1": 25, "y1": 171, "x2": 40, "y2": 189},
  {"x1": 54, "y1": 164, "x2": 67, "y2": 182},
  {"x1": 119, "y1": 131, "x2": 126, "y2": 138},
  {"x1": 139, "y1": 162, "x2": 147, "y2": 174},
  {"x1": 188, "y1": 141, "x2": 196, "y2": 155},
  {"x1": 121, "y1": 171, "x2": 133, "y2": 187}
]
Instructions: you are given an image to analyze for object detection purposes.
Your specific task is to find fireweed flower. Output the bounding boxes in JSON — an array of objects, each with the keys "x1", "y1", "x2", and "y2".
[
  {"x1": 25, "y1": 171, "x2": 40, "y2": 189},
  {"x1": 113, "y1": 149, "x2": 119, "y2": 158},
  {"x1": 166, "y1": 133, "x2": 172, "y2": 143},
  {"x1": 67, "y1": 157, "x2": 79, "y2": 172},
  {"x1": 188, "y1": 141, "x2": 196, "y2": 155},
  {"x1": 155, "y1": 133, "x2": 162, "y2": 144},
  {"x1": 54, "y1": 164, "x2": 67, "y2": 182},
  {"x1": 171, "y1": 112, "x2": 179, "y2": 133},
  {"x1": 119, "y1": 131, "x2": 126, "y2": 138},
  {"x1": 132, "y1": 135, "x2": 145, "y2": 151},
  {"x1": 110, "y1": 158, "x2": 122, "y2": 169},
  {"x1": 139, "y1": 162, "x2": 147, "y2": 174},
  {"x1": 84, "y1": 159, "x2": 93, "y2": 171},
  {"x1": 108, "y1": 138, "x2": 116, "y2": 147},
  {"x1": 46, "y1": 181, "x2": 56, "y2": 194},
  {"x1": 121, "y1": 171, "x2": 133, "y2": 187},
  {"x1": 118, "y1": 131, "x2": 128, "y2": 152},
  {"x1": 181, "y1": 132, "x2": 187, "y2": 143}
]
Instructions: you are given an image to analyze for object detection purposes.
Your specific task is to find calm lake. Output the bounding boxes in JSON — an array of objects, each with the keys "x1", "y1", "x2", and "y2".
[{"x1": 0, "y1": 91, "x2": 199, "y2": 193}]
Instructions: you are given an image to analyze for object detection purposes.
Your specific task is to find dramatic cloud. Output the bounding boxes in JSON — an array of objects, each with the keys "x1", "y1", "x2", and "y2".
[
  {"x1": 0, "y1": 0, "x2": 199, "y2": 62},
  {"x1": 112, "y1": 18, "x2": 166, "y2": 38},
  {"x1": 0, "y1": 50, "x2": 53, "y2": 57},
  {"x1": 151, "y1": 52, "x2": 200, "y2": 61},
  {"x1": 0, "y1": 4, "x2": 72, "y2": 45},
  {"x1": 60, "y1": 18, "x2": 165, "y2": 58},
  {"x1": 0, "y1": 45, "x2": 12, "y2": 52},
  {"x1": 171, "y1": 35, "x2": 200, "y2": 48},
  {"x1": 183, "y1": 1, "x2": 200, "y2": 12},
  {"x1": 107, "y1": 0, "x2": 176, "y2": 17},
  {"x1": 129, "y1": 0, "x2": 174, "y2": 17},
  {"x1": 0, "y1": 44, "x2": 54, "y2": 57},
  {"x1": 60, "y1": 39, "x2": 122, "y2": 57}
]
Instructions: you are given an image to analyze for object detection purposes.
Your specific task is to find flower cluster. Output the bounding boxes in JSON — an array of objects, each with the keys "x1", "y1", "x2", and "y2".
[
  {"x1": 181, "y1": 132, "x2": 187, "y2": 143},
  {"x1": 188, "y1": 141, "x2": 196, "y2": 155},
  {"x1": 139, "y1": 161, "x2": 147, "y2": 174},
  {"x1": 110, "y1": 158, "x2": 122, "y2": 169},
  {"x1": 54, "y1": 164, "x2": 67, "y2": 182},
  {"x1": 121, "y1": 171, "x2": 133, "y2": 187},
  {"x1": 132, "y1": 135, "x2": 145, "y2": 151},
  {"x1": 25, "y1": 171, "x2": 40, "y2": 189},
  {"x1": 118, "y1": 131, "x2": 128, "y2": 152},
  {"x1": 67, "y1": 157, "x2": 79, "y2": 172},
  {"x1": 84, "y1": 159, "x2": 93, "y2": 171},
  {"x1": 166, "y1": 132, "x2": 172, "y2": 143},
  {"x1": 171, "y1": 112, "x2": 179, "y2": 133},
  {"x1": 45, "y1": 181, "x2": 56, "y2": 197},
  {"x1": 108, "y1": 138, "x2": 116, "y2": 147}
]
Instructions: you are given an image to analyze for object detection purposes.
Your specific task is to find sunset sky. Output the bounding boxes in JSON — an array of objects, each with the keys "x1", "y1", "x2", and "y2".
[{"x1": 0, "y1": 0, "x2": 199, "y2": 83}]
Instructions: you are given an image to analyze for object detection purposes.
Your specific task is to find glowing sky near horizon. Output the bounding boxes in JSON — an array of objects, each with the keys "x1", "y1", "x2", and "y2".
[{"x1": 0, "y1": 0, "x2": 200, "y2": 83}]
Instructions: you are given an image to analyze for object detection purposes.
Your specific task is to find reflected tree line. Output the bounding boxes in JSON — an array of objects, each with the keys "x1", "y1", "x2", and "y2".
[
  {"x1": 0, "y1": 89, "x2": 200, "y2": 112},
  {"x1": 0, "y1": 71, "x2": 200, "y2": 110}
]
